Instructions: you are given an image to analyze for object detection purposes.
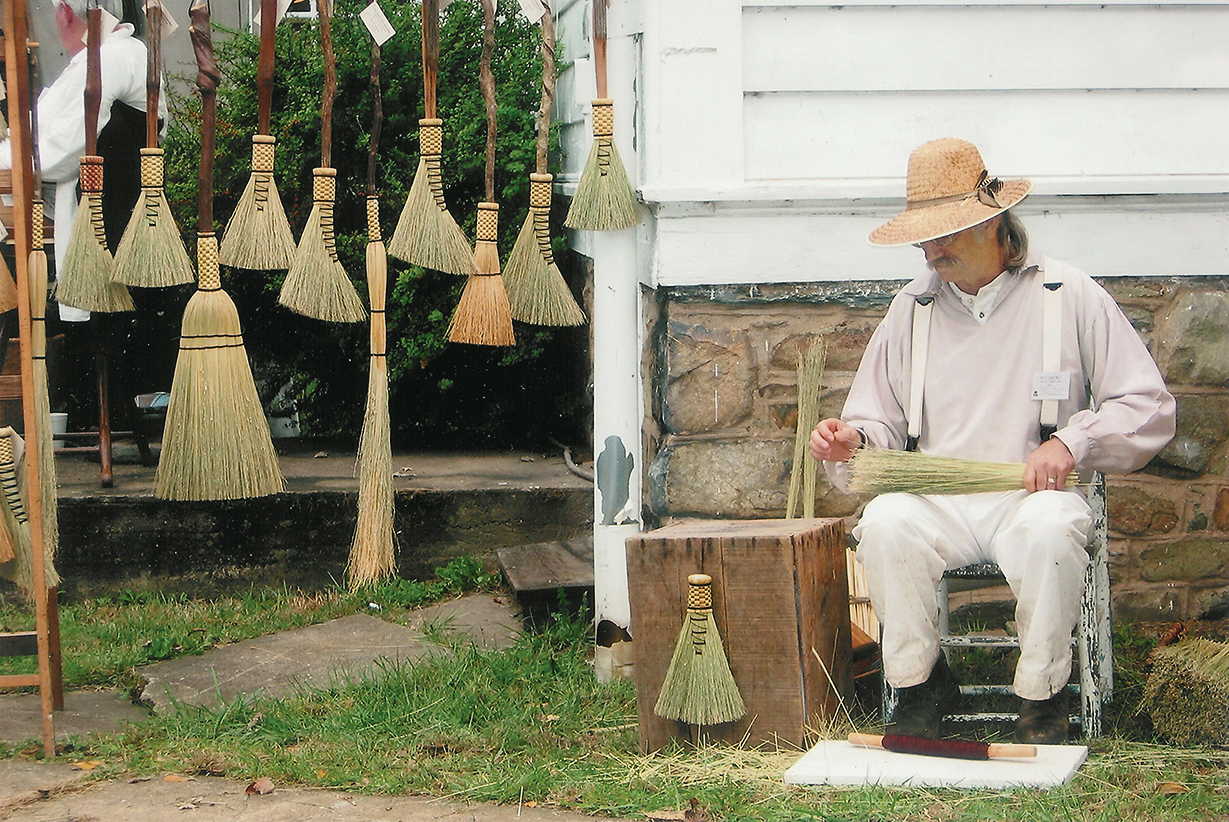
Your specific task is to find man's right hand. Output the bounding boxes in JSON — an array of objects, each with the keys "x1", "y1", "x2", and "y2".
[{"x1": 809, "y1": 418, "x2": 863, "y2": 463}]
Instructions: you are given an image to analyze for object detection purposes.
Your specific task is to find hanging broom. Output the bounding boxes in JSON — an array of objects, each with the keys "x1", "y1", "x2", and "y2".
[
  {"x1": 110, "y1": 0, "x2": 194, "y2": 287},
  {"x1": 653, "y1": 573, "x2": 746, "y2": 726},
  {"x1": 0, "y1": 430, "x2": 29, "y2": 591},
  {"x1": 847, "y1": 448, "x2": 1080, "y2": 496},
  {"x1": 55, "y1": 0, "x2": 134, "y2": 313},
  {"x1": 786, "y1": 339, "x2": 826, "y2": 519},
  {"x1": 563, "y1": 0, "x2": 637, "y2": 231},
  {"x1": 156, "y1": 0, "x2": 284, "y2": 501},
  {"x1": 346, "y1": 15, "x2": 395, "y2": 590},
  {"x1": 387, "y1": 0, "x2": 477, "y2": 276},
  {"x1": 447, "y1": 0, "x2": 512, "y2": 346},
  {"x1": 279, "y1": 0, "x2": 365, "y2": 323},
  {"x1": 502, "y1": 2, "x2": 585, "y2": 326},
  {"x1": 218, "y1": 0, "x2": 296, "y2": 271}
]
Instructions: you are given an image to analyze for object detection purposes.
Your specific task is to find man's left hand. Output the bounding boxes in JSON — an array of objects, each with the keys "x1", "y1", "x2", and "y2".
[{"x1": 1024, "y1": 438, "x2": 1076, "y2": 493}]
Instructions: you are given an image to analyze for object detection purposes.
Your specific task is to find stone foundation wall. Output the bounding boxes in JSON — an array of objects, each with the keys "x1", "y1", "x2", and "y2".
[{"x1": 643, "y1": 277, "x2": 1229, "y2": 622}]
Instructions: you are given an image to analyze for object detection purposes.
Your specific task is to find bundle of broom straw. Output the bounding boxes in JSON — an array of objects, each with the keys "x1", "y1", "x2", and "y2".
[
  {"x1": 156, "y1": 0, "x2": 284, "y2": 502},
  {"x1": 28, "y1": 201, "x2": 59, "y2": 574},
  {"x1": 447, "y1": 0, "x2": 513, "y2": 346},
  {"x1": 654, "y1": 573, "x2": 745, "y2": 727},
  {"x1": 346, "y1": 24, "x2": 395, "y2": 590},
  {"x1": 786, "y1": 339, "x2": 826, "y2": 519},
  {"x1": 111, "y1": 0, "x2": 194, "y2": 288},
  {"x1": 847, "y1": 448, "x2": 1079, "y2": 496},
  {"x1": 563, "y1": 0, "x2": 637, "y2": 232},
  {"x1": 219, "y1": 0, "x2": 296, "y2": 271},
  {"x1": 1143, "y1": 637, "x2": 1229, "y2": 746},
  {"x1": 0, "y1": 428, "x2": 59, "y2": 596},
  {"x1": 388, "y1": 0, "x2": 477, "y2": 276},
  {"x1": 279, "y1": 0, "x2": 365, "y2": 323},
  {"x1": 502, "y1": 2, "x2": 585, "y2": 327}
]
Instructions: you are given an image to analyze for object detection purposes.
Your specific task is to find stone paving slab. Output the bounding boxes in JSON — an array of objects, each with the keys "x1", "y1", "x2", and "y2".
[
  {"x1": 0, "y1": 759, "x2": 89, "y2": 816},
  {"x1": 0, "y1": 690, "x2": 151, "y2": 747}
]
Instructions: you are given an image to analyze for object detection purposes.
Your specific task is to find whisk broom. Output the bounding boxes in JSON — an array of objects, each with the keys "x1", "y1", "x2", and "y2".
[
  {"x1": 111, "y1": 0, "x2": 194, "y2": 287},
  {"x1": 447, "y1": 0, "x2": 512, "y2": 346},
  {"x1": 563, "y1": 0, "x2": 637, "y2": 231},
  {"x1": 156, "y1": 0, "x2": 284, "y2": 501},
  {"x1": 847, "y1": 448, "x2": 1079, "y2": 496},
  {"x1": 502, "y1": 1, "x2": 584, "y2": 327},
  {"x1": 218, "y1": 0, "x2": 297, "y2": 271},
  {"x1": 279, "y1": 0, "x2": 365, "y2": 323},
  {"x1": 653, "y1": 573, "x2": 746, "y2": 727},
  {"x1": 346, "y1": 14, "x2": 395, "y2": 590},
  {"x1": 388, "y1": 0, "x2": 477, "y2": 276},
  {"x1": 786, "y1": 339, "x2": 826, "y2": 519}
]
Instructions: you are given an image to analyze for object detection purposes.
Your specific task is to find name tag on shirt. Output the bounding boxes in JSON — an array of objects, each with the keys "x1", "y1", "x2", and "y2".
[{"x1": 1031, "y1": 371, "x2": 1071, "y2": 401}]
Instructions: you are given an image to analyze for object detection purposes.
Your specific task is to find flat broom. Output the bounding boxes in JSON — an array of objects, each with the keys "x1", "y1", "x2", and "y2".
[
  {"x1": 346, "y1": 11, "x2": 394, "y2": 590},
  {"x1": 653, "y1": 573, "x2": 745, "y2": 727},
  {"x1": 218, "y1": 0, "x2": 297, "y2": 271},
  {"x1": 55, "y1": 0, "x2": 134, "y2": 313},
  {"x1": 278, "y1": 0, "x2": 365, "y2": 323},
  {"x1": 110, "y1": 0, "x2": 194, "y2": 287},
  {"x1": 387, "y1": 0, "x2": 477, "y2": 276},
  {"x1": 447, "y1": 0, "x2": 513, "y2": 346},
  {"x1": 563, "y1": 0, "x2": 637, "y2": 232},
  {"x1": 156, "y1": 0, "x2": 284, "y2": 501},
  {"x1": 847, "y1": 448, "x2": 1079, "y2": 496},
  {"x1": 501, "y1": 0, "x2": 585, "y2": 327}
]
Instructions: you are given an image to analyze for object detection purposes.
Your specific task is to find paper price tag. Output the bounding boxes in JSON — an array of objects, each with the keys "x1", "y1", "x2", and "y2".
[
  {"x1": 0, "y1": 76, "x2": 6, "y2": 103},
  {"x1": 516, "y1": 0, "x2": 546, "y2": 23},
  {"x1": 438, "y1": 0, "x2": 454, "y2": 11},
  {"x1": 252, "y1": 0, "x2": 293, "y2": 31},
  {"x1": 1031, "y1": 371, "x2": 1071, "y2": 401},
  {"x1": 359, "y1": 1, "x2": 395, "y2": 45},
  {"x1": 83, "y1": 7, "x2": 122, "y2": 45},
  {"x1": 143, "y1": 0, "x2": 180, "y2": 39}
]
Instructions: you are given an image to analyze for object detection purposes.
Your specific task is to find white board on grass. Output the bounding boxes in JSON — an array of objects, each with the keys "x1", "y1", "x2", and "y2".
[{"x1": 784, "y1": 740, "x2": 1088, "y2": 789}]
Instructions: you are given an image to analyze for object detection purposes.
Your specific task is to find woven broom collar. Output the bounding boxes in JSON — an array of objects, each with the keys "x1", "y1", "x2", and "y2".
[
  {"x1": 366, "y1": 196, "x2": 381, "y2": 242},
  {"x1": 79, "y1": 156, "x2": 104, "y2": 193},
  {"x1": 687, "y1": 574, "x2": 713, "y2": 610},
  {"x1": 592, "y1": 99, "x2": 614, "y2": 138},
  {"x1": 251, "y1": 135, "x2": 277, "y2": 173},
  {"x1": 529, "y1": 173, "x2": 553, "y2": 209},
  {"x1": 31, "y1": 201, "x2": 43, "y2": 248},
  {"x1": 140, "y1": 148, "x2": 164, "y2": 186},
  {"x1": 419, "y1": 118, "x2": 443, "y2": 156},
  {"x1": 312, "y1": 168, "x2": 336, "y2": 202},
  {"x1": 476, "y1": 202, "x2": 499, "y2": 242},
  {"x1": 197, "y1": 233, "x2": 221, "y2": 290},
  {"x1": 531, "y1": 208, "x2": 553, "y2": 265}
]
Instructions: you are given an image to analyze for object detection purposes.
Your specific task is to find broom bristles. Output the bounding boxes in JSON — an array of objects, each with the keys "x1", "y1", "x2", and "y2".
[
  {"x1": 786, "y1": 340, "x2": 827, "y2": 519},
  {"x1": 280, "y1": 202, "x2": 367, "y2": 323},
  {"x1": 502, "y1": 210, "x2": 586, "y2": 327},
  {"x1": 155, "y1": 287, "x2": 285, "y2": 501},
  {"x1": 347, "y1": 355, "x2": 394, "y2": 590},
  {"x1": 1143, "y1": 637, "x2": 1229, "y2": 746},
  {"x1": 564, "y1": 135, "x2": 638, "y2": 231},
  {"x1": 388, "y1": 157, "x2": 478, "y2": 275},
  {"x1": 218, "y1": 173, "x2": 297, "y2": 271},
  {"x1": 30, "y1": 249, "x2": 59, "y2": 578},
  {"x1": 847, "y1": 448, "x2": 1079, "y2": 496},
  {"x1": 0, "y1": 428, "x2": 59, "y2": 596},
  {"x1": 56, "y1": 192, "x2": 134, "y2": 313},
  {"x1": 0, "y1": 256, "x2": 18, "y2": 314},
  {"x1": 112, "y1": 188, "x2": 195, "y2": 287},
  {"x1": 448, "y1": 274, "x2": 515, "y2": 347},
  {"x1": 654, "y1": 609, "x2": 746, "y2": 726}
]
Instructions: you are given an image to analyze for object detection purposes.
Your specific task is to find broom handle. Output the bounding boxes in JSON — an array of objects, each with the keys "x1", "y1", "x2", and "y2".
[
  {"x1": 319, "y1": 0, "x2": 335, "y2": 168},
  {"x1": 84, "y1": 5, "x2": 102, "y2": 156},
  {"x1": 848, "y1": 733, "x2": 1037, "y2": 759},
  {"x1": 29, "y1": 43, "x2": 43, "y2": 191},
  {"x1": 421, "y1": 0, "x2": 438, "y2": 120},
  {"x1": 256, "y1": 0, "x2": 275, "y2": 135},
  {"x1": 592, "y1": 0, "x2": 606, "y2": 99},
  {"x1": 366, "y1": 19, "x2": 382, "y2": 198},
  {"x1": 145, "y1": 1, "x2": 162, "y2": 148},
  {"x1": 535, "y1": 0, "x2": 553, "y2": 175},
  {"x1": 480, "y1": 0, "x2": 496, "y2": 202},
  {"x1": 191, "y1": 0, "x2": 220, "y2": 232}
]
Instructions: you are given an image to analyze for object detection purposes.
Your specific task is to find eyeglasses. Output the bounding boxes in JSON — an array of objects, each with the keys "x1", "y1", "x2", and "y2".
[{"x1": 913, "y1": 233, "x2": 956, "y2": 249}]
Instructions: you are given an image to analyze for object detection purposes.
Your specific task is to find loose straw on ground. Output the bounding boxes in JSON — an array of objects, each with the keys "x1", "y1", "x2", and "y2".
[
  {"x1": 111, "y1": 1, "x2": 194, "y2": 288},
  {"x1": 388, "y1": 0, "x2": 477, "y2": 276},
  {"x1": 847, "y1": 448, "x2": 1079, "y2": 496},
  {"x1": 563, "y1": 0, "x2": 637, "y2": 232},
  {"x1": 218, "y1": 0, "x2": 296, "y2": 271},
  {"x1": 1143, "y1": 637, "x2": 1229, "y2": 746},
  {"x1": 447, "y1": 0, "x2": 513, "y2": 346},
  {"x1": 346, "y1": 22, "x2": 395, "y2": 590},
  {"x1": 279, "y1": 0, "x2": 365, "y2": 322},
  {"x1": 502, "y1": 2, "x2": 585, "y2": 327},
  {"x1": 786, "y1": 339, "x2": 825, "y2": 519},
  {"x1": 156, "y1": 0, "x2": 284, "y2": 501}
]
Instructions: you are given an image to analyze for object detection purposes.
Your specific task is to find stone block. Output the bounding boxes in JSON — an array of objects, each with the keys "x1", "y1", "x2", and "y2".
[
  {"x1": 1153, "y1": 394, "x2": 1229, "y2": 475},
  {"x1": 1112, "y1": 586, "x2": 1185, "y2": 622},
  {"x1": 665, "y1": 321, "x2": 755, "y2": 435},
  {"x1": 1138, "y1": 537, "x2": 1229, "y2": 584},
  {"x1": 1157, "y1": 291, "x2": 1229, "y2": 387},
  {"x1": 1214, "y1": 488, "x2": 1229, "y2": 532},
  {"x1": 1107, "y1": 485, "x2": 1179, "y2": 536},
  {"x1": 650, "y1": 438, "x2": 791, "y2": 518}
]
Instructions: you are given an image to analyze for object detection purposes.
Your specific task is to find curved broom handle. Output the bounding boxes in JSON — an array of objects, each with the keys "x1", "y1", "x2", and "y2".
[
  {"x1": 84, "y1": 3, "x2": 103, "y2": 156},
  {"x1": 190, "y1": 0, "x2": 220, "y2": 232},
  {"x1": 480, "y1": 0, "x2": 496, "y2": 202},
  {"x1": 145, "y1": 1, "x2": 162, "y2": 147},
  {"x1": 320, "y1": 0, "x2": 335, "y2": 168},
  {"x1": 421, "y1": 0, "x2": 438, "y2": 120},
  {"x1": 256, "y1": 0, "x2": 275, "y2": 135},
  {"x1": 592, "y1": 0, "x2": 606, "y2": 99},
  {"x1": 365, "y1": 0, "x2": 382, "y2": 198},
  {"x1": 534, "y1": 0, "x2": 554, "y2": 175}
]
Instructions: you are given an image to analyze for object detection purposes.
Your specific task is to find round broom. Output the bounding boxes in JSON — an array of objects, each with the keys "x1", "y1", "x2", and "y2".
[
  {"x1": 388, "y1": 0, "x2": 478, "y2": 276},
  {"x1": 846, "y1": 448, "x2": 1080, "y2": 496},
  {"x1": 653, "y1": 573, "x2": 746, "y2": 726},
  {"x1": 279, "y1": 0, "x2": 365, "y2": 323},
  {"x1": 110, "y1": 0, "x2": 194, "y2": 288},
  {"x1": 346, "y1": 16, "x2": 395, "y2": 590},
  {"x1": 563, "y1": 0, "x2": 637, "y2": 232},
  {"x1": 501, "y1": 1, "x2": 585, "y2": 327},
  {"x1": 156, "y1": 0, "x2": 284, "y2": 502},
  {"x1": 55, "y1": 0, "x2": 134, "y2": 313},
  {"x1": 218, "y1": 0, "x2": 297, "y2": 271},
  {"x1": 446, "y1": 0, "x2": 513, "y2": 346},
  {"x1": 0, "y1": 430, "x2": 29, "y2": 589}
]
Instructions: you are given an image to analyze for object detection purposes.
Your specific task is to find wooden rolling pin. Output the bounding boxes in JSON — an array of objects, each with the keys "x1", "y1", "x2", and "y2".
[{"x1": 849, "y1": 733, "x2": 1037, "y2": 760}]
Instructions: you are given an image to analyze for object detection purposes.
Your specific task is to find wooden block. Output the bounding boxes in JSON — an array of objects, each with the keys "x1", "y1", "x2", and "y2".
[{"x1": 626, "y1": 518, "x2": 852, "y2": 752}]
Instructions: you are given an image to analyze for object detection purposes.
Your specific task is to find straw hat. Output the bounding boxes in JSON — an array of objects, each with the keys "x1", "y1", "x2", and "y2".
[{"x1": 869, "y1": 138, "x2": 1032, "y2": 247}]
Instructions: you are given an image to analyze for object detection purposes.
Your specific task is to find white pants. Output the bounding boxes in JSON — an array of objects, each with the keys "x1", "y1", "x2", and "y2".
[{"x1": 853, "y1": 489, "x2": 1093, "y2": 701}]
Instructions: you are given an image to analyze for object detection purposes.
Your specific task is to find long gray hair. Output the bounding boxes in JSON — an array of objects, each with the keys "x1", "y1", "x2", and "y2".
[
  {"x1": 997, "y1": 209, "x2": 1029, "y2": 272},
  {"x1": 61, "y1": 0, "x2": 123, "y2": 22}
]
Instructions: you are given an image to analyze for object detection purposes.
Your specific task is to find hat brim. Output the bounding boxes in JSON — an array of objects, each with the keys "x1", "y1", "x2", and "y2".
[{"x1": 868, "y1": 180, "x2": 1032, "y2": 247}]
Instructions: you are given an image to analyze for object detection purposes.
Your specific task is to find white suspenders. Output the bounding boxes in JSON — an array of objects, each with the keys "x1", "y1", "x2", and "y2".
[{"x1": 906, "y1": 296, "x2": 934, "y2": 452}]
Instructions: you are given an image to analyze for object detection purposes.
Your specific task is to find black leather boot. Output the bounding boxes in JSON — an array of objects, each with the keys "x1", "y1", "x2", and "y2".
[
  {"x1": 1016, "y1": 689, "x2": 1070, "y2": 744},
  {"x1": 889, "y1": 655, "x2": 961, "y2": 739}
]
